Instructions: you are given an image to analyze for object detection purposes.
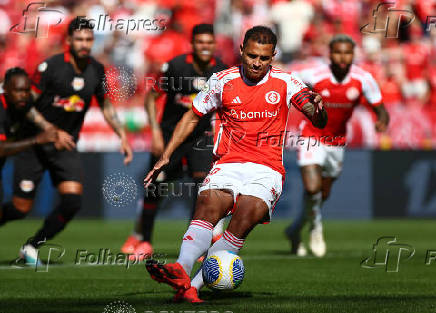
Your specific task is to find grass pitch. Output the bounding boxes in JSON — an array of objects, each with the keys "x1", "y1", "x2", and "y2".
[{"x1": 1, "y1": 219, "x2": 436, "y2": 313}]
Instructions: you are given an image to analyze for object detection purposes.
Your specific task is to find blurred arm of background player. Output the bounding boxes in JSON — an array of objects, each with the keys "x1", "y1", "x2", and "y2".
[
  {"x1": 144, "y1": 109, "x2": 200, "y2": 187},
  {"x1": 28, "y1": 91, "x2": 76, "y2": 151},
  {"x1": 372, "y1": 104, "x2": 389, "y2": 132},
  {"x1": 101, "y1": 97, "x2": 133, "y2": 165},
  {"x1": 0, "y1": 127, "x2": 58, "y2": 157},
  {"x1": 144, "y1": 89, "x2": 164, "y2": 157}
]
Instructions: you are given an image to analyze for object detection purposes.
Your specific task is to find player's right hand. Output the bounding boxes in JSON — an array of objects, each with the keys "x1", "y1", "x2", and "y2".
[
  {"x1": 54, "y1": 129, "x2": 76, "y2": 151},
  {"x1": 151, "y1": 128, "x2": 165, "y2": 157},
  {"x1": 144, "y1": 156, "x2": 169, "y2": 188},
  {"x1": 35, "y1": 127, "x2": 58, "y2": 144}
]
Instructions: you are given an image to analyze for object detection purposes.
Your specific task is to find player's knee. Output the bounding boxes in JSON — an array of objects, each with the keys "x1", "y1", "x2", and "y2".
[
  {"x1": 305, "y1": 182, "x2": 322, "y2": 195},
  {"x1": 58, "y1": 193, "x2": 82, "y2": 222},
  {"x1": 58, "y1": 181, "x2": 83, "y2": 194},
  {"x1": 193, "y1": 192, "x2": 221, "y2": 225},
  {"x1": 12, "y1": 196, "x2": 34, "y2": 213}
]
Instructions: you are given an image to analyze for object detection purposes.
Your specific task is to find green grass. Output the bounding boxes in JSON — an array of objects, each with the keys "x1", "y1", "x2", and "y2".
[{"x1": 1, "y1": 219, "x2": 436, "y2": 313}]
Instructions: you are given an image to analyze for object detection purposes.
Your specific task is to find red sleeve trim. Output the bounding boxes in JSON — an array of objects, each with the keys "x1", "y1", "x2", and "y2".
[
  {"x1": 0, "y1": 134, "x2": 6, "y2": 141},
  {"x1": 192, "y1": 105, "x2": 204, "y2": 117}
]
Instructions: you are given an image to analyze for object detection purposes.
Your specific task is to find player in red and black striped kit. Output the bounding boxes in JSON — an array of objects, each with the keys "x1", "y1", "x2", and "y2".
[{"x1": 8, "y1": 18, "x2": 133, "y2": 265}]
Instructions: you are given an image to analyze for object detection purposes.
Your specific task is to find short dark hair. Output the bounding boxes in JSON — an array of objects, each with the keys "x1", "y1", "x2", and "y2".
[
  {"x1": 329, "y1": 34, "x2": 356, "y2": 50},
  {"x1": 68, "y1": 16, "x2": 94, "y2": 36},
  {"x1": 192, "y1": 24, "x2": 214, "y2": 38},
  {"x1": 243, "y1": 26, "x2": 277, "y2": 50},
  {"x1": 4, "y1": 67, "x2": 28, "y2": 85}
]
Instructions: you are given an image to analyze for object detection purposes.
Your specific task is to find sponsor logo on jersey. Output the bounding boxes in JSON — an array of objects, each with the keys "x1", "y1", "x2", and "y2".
[
  {"x1": 52, "y1": 95, "x2": 85, "y2": 112},
  {"x1": 72, "y1": 77, "x2": 85, "y2": 91},
  {"x1": 230, "y1": 108, "x2": 279, "y2": 120},
  {"x1": 265, "y1": 91, "x2": 280, "y2": 104}
]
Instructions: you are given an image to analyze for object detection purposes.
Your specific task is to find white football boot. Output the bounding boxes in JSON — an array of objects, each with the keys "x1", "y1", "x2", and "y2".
[
  {"x1": 309, "y1": 227, "x2": 326, "y2": 257},
  {"x1": 19, "y1": 244, "x2": 43, "y2": 267}
]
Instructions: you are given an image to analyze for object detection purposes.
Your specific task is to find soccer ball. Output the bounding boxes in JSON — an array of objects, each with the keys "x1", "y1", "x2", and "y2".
[{"x1": 202, "y1": 250, "x2": 245, "y2": 290}]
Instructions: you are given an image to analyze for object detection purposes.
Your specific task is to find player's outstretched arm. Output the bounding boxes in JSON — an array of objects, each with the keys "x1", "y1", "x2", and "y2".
[
  {"x1": 144, "y1": 109, "x2": 200, "y2": 187},
  {"x1": 372, "y1": 104, "x2": 389, "y2": 132},
  {"x1": 144, "y1": 89, "x2": 165, "y2": 157},
  {"x1": 26, "y1": 107, "x2": 76, "y2": 151},
  {"x1": 101, "y1": 98, "x2": 133, "y2": 165},
  {"x1": 0, "y1": 128, "x2": 57, "y2": 157}
]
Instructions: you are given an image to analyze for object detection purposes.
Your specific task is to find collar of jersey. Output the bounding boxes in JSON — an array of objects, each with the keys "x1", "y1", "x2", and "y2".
[{"x1": 240, "y1": 65, "x2": 271, "y2": 86}]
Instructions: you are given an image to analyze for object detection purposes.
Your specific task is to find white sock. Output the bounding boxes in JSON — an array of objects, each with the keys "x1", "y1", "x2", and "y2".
[
  {"x1": 191, "y1": 230, "x2": 244, "y2": 290},
  {"x1": 176, "y1": 219, "x2": 213, "y2": 275},
  {"x1": 212, "y1": 217, "x2": 226, "y2": 238},
  {"x1": 306, "y1": 192, "x2": 323, "y2": 231}
]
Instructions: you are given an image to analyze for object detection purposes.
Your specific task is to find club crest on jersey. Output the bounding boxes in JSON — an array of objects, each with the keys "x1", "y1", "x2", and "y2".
[
  {"x1": 346, "y1": 87, "x2": 359, "y2": 101},
  {"x1": 321, "y1": 89, "x2": 330, "y2": 97},
  {"x1": 72, "y1": 77, "x2": 85, "y2": 91},
  {"x1": 265, "y1": 91, "x2": 280, "y2": 104}
]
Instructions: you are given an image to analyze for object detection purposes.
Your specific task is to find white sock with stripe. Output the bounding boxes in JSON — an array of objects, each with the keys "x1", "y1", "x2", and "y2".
[
  {"x1": 191, "y1": 230, "x2": 245, "y2": 290},
  {"x1": 176, "y1": 219, "x2": 213, "y2": 275}
]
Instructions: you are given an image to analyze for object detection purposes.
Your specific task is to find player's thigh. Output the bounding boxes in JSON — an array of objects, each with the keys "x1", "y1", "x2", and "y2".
[
  {"x1": 227, "y1": 195, "x2": 269, "y2": 238},
  {"x1": 44, "y1": 145, "x2": 83, "y2": 192},
  {"x1": 13, "y1": 147, "x2": 45, "y2": 202},
  {"x1": 194, "y1": 189, "x2": 234, "y2": 225}
]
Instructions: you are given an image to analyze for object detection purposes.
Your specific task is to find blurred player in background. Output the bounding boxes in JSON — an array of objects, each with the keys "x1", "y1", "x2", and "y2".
[
  {"x1": 0, "y1": 68, "x2": 58, "y2": 219},
  {"x1": 285, "y1": 34, "x2": 389, "y2": 257},
  {"x1": 9, "y1": 18, "x2": 133, "y2": 265},
  {"x1": 144, "y1": 26, "x2": 327, "y2": 303},
  {"x1": 121, "y1": 24, "x2": 227, "y2": 260}
]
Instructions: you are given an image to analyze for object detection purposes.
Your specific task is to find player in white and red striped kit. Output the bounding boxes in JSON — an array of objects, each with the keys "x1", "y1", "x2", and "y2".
[
  {"x1": 285, "y1": 34, "x2": 390, "y2": 257},
  {"x1": 143, "y1": 26, "x2": 327, "y2": 303}
]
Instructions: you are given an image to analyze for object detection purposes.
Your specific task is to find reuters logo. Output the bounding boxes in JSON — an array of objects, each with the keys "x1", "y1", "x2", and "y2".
[{"x1": 265, "y1": 91, "x2": 280, "y2": 104}]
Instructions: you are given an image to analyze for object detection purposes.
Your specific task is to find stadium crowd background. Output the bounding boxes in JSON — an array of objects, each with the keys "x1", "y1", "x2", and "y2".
[{"x1": 1, "y1": 0, "x2": 435, "y2": 151}]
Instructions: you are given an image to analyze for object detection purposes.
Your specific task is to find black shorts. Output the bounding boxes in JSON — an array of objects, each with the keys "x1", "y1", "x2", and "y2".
[
  {"x1": 13, "y1": 144, "x2": 83, "y2": 199},
  {"x1": 152, "y1": 131, "x2": 213, "y2": 181}
]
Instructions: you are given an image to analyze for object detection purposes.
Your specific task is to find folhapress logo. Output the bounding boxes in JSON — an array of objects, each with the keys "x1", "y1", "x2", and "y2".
[{"x1": 361, "y1": 236, "x2": 415, "y2": 272}]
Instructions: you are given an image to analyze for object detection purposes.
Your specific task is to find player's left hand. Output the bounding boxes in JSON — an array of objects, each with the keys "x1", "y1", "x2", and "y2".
[
  {"x1": 375, "y1": 120, "x2": 388, "y2": 132},
  {"x1": 309, "y1": 90, "x2": 324, "y2": 112},
  {"x1": 144, "y1": 156, "x2": 169, "y2": 188},
  {"x1": 120, "y1": 138, "x2": 133, "y2": 165}
]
